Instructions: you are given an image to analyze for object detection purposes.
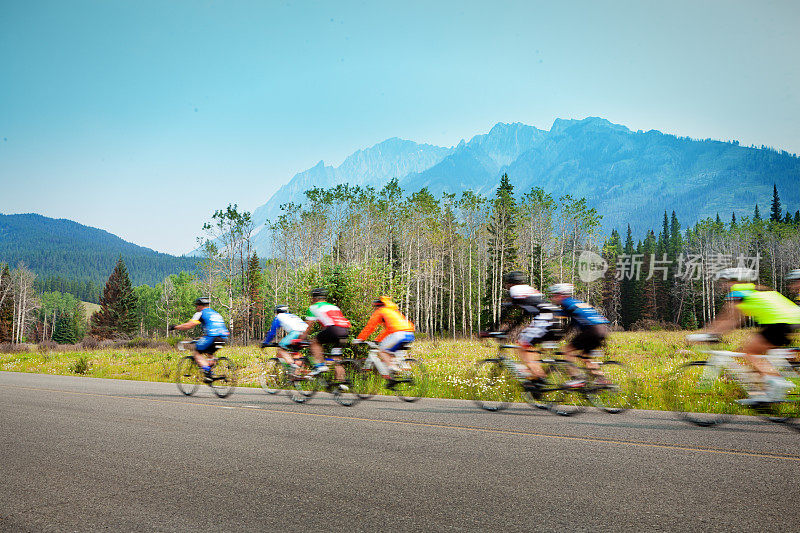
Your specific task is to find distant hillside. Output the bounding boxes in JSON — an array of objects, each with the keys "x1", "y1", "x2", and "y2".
[
  {"x1": 235, "y1": 117, "x2": 800, "y2": 256},
  {"x1": 0, "y1": 213, "x2": 198, "y2": 286}
]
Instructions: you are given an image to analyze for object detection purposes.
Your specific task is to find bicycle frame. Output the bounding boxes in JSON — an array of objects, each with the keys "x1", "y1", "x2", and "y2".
[{"x1": 699, "y1": 348, "x2": 800, "y2": 390}]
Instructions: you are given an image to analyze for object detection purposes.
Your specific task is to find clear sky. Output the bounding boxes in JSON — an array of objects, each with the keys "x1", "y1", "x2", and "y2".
[{"x1": 1, "y1": 0, "x2": 798, "y2": 254}]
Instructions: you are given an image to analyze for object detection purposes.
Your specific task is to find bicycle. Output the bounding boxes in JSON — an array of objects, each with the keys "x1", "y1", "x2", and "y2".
[
  {"x1": 174, "y1": 339, "x2": 237, "y2": 398},
  {"x1": 666, "y1": 341, "x2": 800, "y2": 430},
  {"x1": 471, "y1": 333, "x2": 586, "y2": 416},
  {"x1": 348, "y1": 340, "x2": 428, "y2": 402},
  {"x1": 258, "y1": 343, "x2": 292, "y2": 395},
  {"x1": 284, "y1": 341, "x2": 360, "y2": 407}
]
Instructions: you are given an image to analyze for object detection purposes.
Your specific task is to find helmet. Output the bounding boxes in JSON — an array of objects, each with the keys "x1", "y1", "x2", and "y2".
[
  {"x1": 786, "y1": 269, "x2": 800, "y2": 282},
  {"x1": 311, "y1": 287, "x2": 328, "y2": 298},
  {"x1": 372, "y1": 298, "x2": 385, "y2": 307},
  {"x1": 716, "y1": 268, "x2": 757, "y2": 282},
  {"x1": 547, "y1": 283, "x2": 574, "y2": 296},
  {"x1": 502, "y1": 271, "x2": 525, "y2": 285},
  {"x1": 274, "y1": 305, "x2": 289, "y2": 314},
  {"x1": 194, "y1": 297, "x2": 210, "y2": 306}
]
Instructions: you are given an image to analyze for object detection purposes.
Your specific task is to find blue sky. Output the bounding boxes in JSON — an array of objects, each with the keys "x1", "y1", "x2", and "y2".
[{"x1": 1, "y1": 0, "x2": 798, "y2": 254}]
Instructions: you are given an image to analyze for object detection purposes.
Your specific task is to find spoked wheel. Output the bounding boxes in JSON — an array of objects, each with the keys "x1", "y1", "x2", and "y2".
[
  {"x1": 209, "y1": 356, "x2": 237, "y2": 398},
  {"x1": 666, "y1": 360, "x2": 744, "y2": 427},
  {"x1": 538, "y1": 360, "x2": 586, "y2": 417},
  {"x1": 259, "y1": 357, "x2": 289, "y2": 395},
  {"x1": 470, "y1": 359, "x2": 515, "y2": 412},
  {"x1": 331, "y1": 360, "x2": 360, "y2": 407},
  {"x1": 175, "y1": 356, "x2": 202, "y2": 396},
  {"x1": 583, "y1": 360, "x2": 636, "y2": 413},
  {"x1": 348, "y1": 360, "x2": 383, "y2": 400},
  {"x1": 760, "y1": 367, "x2": 800, "y2": 431},
  {"x1": 394, "y1": 358, "x2": 428, "y2": 403}
]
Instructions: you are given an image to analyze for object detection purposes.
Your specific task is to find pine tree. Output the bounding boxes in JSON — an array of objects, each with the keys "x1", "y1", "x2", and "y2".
[
  {"x1": 770, "y1": 184, "x2": 782, "y2": 222},
  {"x1": 247, "y1": 252, "x2": 264, "y2": 340},
  {"x1": 52, "y1": 311, "x2": 77, "y2": 344},
  {"x1": 754, "y1": 204, "x2": 761, "y2": 221},
  {"x1": 795, "y1": 210, "x2": 800, "y2": 225},
  {"x1": 483, "y1": 174, "x2": 519, "y2": 326},
  {"x1": 730, "y1": 212, "x2": 737, "y2": 229},
  {"x1": 601, "y1": 229, "x2": 623, "y2": 325},
  {"x1": 619, "y1": 225, "x2": 639, "y2": 329},
  {"x1": 783, "y1": 210, "x2": 793, "y2": 224},
  {"x1": 90, "y1": 257, "x2": 138, "y2": 339}
]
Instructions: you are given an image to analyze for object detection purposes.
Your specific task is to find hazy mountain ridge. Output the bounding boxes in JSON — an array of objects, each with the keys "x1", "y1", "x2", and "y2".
[
  {"x1": 235, "y1": 117, "x2": 800, "y2": 256},
  {"x1": 0, "y1": 213, "x2": 197, "y2": 286}
]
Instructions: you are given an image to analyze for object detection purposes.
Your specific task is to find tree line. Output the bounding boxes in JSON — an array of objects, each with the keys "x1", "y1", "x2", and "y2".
[{"x1": 2, "y1": 180, "x2": 798, "y2": 344}]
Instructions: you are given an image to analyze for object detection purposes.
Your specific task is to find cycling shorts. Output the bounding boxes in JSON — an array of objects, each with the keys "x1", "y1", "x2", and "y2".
[
  {"x1": 759, "y1": 323, "x2": 793, "y2": 347},
  {"x1": 315, "y1": 325, "x2": 349, "y2": 347},
  {"x1": 196, "y1": 335, "x2": 227, "y2": 355},
  {"x1": 278, "y1": 330, "x2": 302, "y2": 349},
  {"x1": 518, "y1": 315, "x2": 559, "y2": 347},
  {"x1": 570, "y1": 325, "x2": 607, "y2": 356},
  {"x1": 379, "y1": 331, "x2": 415, "y2": 353}
]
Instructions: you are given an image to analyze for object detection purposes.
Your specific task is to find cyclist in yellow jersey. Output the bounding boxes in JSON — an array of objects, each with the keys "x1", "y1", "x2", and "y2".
[{"x1": 692, "y1": 268, "x2": 800, "y2": 403}]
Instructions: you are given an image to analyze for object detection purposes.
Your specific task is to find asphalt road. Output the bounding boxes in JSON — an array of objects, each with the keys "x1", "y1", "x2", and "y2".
[{"x1": 2, "y1": 371, "x2": 799, "y2": 532}]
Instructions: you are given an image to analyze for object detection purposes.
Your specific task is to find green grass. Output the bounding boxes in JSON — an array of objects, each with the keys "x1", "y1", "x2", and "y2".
[{"x1": 0, "y1": 330, "x2": 793, "y2": 415}]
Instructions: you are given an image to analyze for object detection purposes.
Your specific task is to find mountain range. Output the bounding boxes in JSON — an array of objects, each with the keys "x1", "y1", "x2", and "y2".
[{"x1": 241, "y1": 117, "x2": 800, "y2": 256}]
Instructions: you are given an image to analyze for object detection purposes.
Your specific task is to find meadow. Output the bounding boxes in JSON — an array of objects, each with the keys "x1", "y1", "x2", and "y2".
[{"x1": 1, "y1": 330, "x2": 783, "y2": 415}]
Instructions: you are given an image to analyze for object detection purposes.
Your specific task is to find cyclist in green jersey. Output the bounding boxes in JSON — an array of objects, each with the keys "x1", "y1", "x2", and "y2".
[
  {"x1": 692, "y1": 268, "x2": 800, "y2": 403},
  {"x1": 297, "y1": 287, "x2": 351, "y2": 380}
]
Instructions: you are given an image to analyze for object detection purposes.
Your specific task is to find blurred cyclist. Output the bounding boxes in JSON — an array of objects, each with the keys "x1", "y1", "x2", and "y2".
[
  {"x1": 355, "y1": 296, "x2": 415, "y2": 384},
  {"x1": 493, "y1": 271, "x2": 560, "y2": 385},
  {"x1": 261, "y1": 305, "x2": 308, "y2": 368},
  {"x1": 547, "y1": 283, "x2": 610, "y2": 386},
  {"x1": 691, "y1": 268, "x2": 800, "y2": 403},
  {"x1": 299, "y1": 288, "x2": 351, "y2": 380},
  {"x1": 170, "y1": 297, "x2": 229, "y2": 380}
]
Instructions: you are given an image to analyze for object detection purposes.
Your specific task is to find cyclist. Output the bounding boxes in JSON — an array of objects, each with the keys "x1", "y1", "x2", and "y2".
[
  {"x1": 355, "y1": 296, "x2": 415, "y2": 385},
  {"x1": 298, "y1": 288, "x2": 351, "y2": 380},
  {"x1": 691, "y1": 268, "x2": 800, "y2": 403},
  {"x1": 261, "y1": 305, "x2": 308, "y2": 368},
  {"x1": 490, "y1": 271, "x2": 560, "y2": 385},
  {"x1": 787, "y1": 269, "x2": 800, "y2": 302},
  {"x1": 547, "y1": 283, "x2": 610, "y2": 386},
  {"x1": 170, "y1": 297, "x2": 229, "y2": 380}
]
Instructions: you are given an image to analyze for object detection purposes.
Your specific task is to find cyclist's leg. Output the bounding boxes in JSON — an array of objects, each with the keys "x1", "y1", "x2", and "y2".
[
  {"x1": 332, "y1": 327, "x2": 350, "y2": 381},
  {"x1": 741, "y1": 330, "x2": 781, "y2": 377},
  {"x1": 194, "y1": 337, "x2": 214, "y2": 369},
  {"x1": 518, "y1": 320, "x2": 552, "y2": 379},
  {"x1": 743, "y1": 325, "x2": 794, "y2": 400},
  {"x1": 277, "y1": 332, "x2": 301, "y2": 365},
  {"x1": 378, "y1": 332, "x2": 414, "y2": 376}
]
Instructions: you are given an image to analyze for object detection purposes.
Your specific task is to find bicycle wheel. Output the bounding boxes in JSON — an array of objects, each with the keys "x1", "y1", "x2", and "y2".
[
  {"x1": 470, "y1": 359, "x2": 515, "y2": 411},
  {"x1": 330, "y1": 360, "x2": 360, "y2": 407},
  {"x1": 394, "y1": 358, "x2": 428, "y2": 402},
  {"x1": 666, "y1": 360, "x2": 743, "y2": 427},
  {"x1": 538, "y1": 360, "x2": 586, "y2": 416},
  {"x1": 259, "y1": 357, "x2": 288, "y2": 395},
  {"x1": 175, "y1": 356, "x2": 201, "y2": 396},
  {"x1": 209, "y1": 356, "x2": 237, "y2": 398},
  {"x1": 347, "y1": 359, "x2": 382, "y2": 400},
  {"x1": 583, "y1": 360, "x2": 636, "y2": 413},
  {"x1": 760, "y1": 365, "x2": 800, "y2": 431}
]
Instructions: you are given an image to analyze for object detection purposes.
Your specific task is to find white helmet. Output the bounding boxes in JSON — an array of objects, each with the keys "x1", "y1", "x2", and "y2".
[
  {"x1": 715, "y1": 268, "x2": 757, "y2": 282},
  {"x1": 547, "y1": 283, "x2": 574, "y2": 296},
  {"x1": 786, "y1": 269, "x2": 800, "y2": 282}
]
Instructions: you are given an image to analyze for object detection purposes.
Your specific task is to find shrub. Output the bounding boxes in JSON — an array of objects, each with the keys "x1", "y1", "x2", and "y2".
[
  {"x1": 0, "y1": 343, "x2": 24, "y2": 354},
  {"x1": 38, "y1": 340, "x2": 58, "y2": 353},
  {"x1": 69, "y1": 356, "x2": 91, "y2": 375},
  {"x1": 124, "y1": 337, "x2": 152, "y2": 349},
  {"x1": 630, "y1": 319, "x2": 681, "y2": 332},
  {"x1": 80, "y1": 337, "x2": 100, "y2": 350}
]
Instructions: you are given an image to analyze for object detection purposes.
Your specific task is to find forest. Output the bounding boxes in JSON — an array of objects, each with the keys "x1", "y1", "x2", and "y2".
[{"x1": 1, "y1": 179, "x2": 798, "y2": 345}]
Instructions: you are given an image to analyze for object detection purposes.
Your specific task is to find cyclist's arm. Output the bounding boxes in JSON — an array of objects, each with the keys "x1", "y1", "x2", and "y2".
[
  {"x1": 299, "y1": 318, "x2": 316, "y2": 340},
  {"x1": 174, "y1": 311, "x2": 202, "y2": 332},
  {"x1": 263, "y1": 317, "x2": 280, "y2": 344},
  {"x1": 708, "y1": 301, "x2": 742, "y2": 335},
  {"x1": 357, "y1": 311, "x2": 383, "y2": 341}
]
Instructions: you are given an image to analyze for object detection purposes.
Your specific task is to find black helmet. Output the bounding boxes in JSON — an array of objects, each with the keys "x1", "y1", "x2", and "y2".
[
  {"x1": 502, "y1": 271, "x2": 525, "y2": 285},
  {"x1": 311, "y1": 287, "x2": 328, "y2": 298},
  {"x1": 194, "y1": 297, "x2": 210, "y2": 306},
  {"x1": 274, "y1": 305, "x2": 289, "y2": 314}
]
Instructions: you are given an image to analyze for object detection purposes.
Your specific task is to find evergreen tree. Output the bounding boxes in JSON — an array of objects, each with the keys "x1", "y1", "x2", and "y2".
[
  {"x1": 754, "y1": 204, "x2": 761, "y2": 221},
  {"x1": 795, "y1": 210, "x2": 800, "y2": 225},
  {"x1": 639, "y1": 230, "x2": 658, "y2": 322},
  {"x1": 90, "y1": 257, "x2": 138, "y2": 339},
  {"x1": 730, "y1": 212, "x2": 737, "y2": 229},
  {"x1": 483, "y1": 174, "x2": 519, "y2": 325},
  {"x1": 619, "y1": 225, "x2": 639, "y2": 328},
  {"x1": 52, "y1": 311, "x2": 77, "y2": 344},
  {"x1": 601, "y1": 229, "x2": 622, "y2": 325},
  {"x1": 784, "y1": 210, "x2": 793, "y2": 224},
  {"x1": 770, "y1": 184, "x2": 782, "y2": 222}
]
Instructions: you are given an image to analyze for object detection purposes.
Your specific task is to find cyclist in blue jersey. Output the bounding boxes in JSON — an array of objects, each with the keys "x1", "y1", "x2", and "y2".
[
  {"x1": 170, "y1": 297, "x2": 230, "y2": 379},
  {"x1": 547, "y1": 283, "x2": 610, "y2": 386},
  {"x1": 261, "y1": 305, "x2": 308, "y2": 367}
]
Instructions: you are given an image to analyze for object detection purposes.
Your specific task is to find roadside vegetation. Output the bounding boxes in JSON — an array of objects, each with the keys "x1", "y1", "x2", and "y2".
[{"x1": 1, "y1": 330, "x2": 777, "y2": 415}]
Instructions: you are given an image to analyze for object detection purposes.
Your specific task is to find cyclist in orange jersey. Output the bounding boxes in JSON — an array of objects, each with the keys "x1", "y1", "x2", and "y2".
[{"x1": 356, "y1": 296, "x2": 415, "y2": 379}]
